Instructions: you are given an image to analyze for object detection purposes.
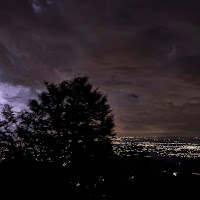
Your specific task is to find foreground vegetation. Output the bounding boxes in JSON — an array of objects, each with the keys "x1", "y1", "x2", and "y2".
[{"x1": 0, "y1": 76, "x2": 199, "y2": 199}]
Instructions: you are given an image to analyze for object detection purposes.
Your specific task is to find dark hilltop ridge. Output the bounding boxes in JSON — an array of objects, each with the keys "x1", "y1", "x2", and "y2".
[
  {"x1": 1, "y1": 1, "x2": 200, "y2": 199},
  {"x1": 0, "y1": 77, "x2": 199, "y2": 199}
]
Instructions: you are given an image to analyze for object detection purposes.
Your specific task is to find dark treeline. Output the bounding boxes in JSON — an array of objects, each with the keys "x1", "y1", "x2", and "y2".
[{"x1": 0, "y1": 76, "x2": 199, "y2": 199}]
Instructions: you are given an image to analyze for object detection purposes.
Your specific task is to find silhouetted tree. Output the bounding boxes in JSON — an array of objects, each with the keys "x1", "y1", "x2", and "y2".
[
  {"x1": 0, "y1": 104, "x2": 24, "y2": 161},
  {"x1": 0, "y1": 76, "x2": 116, "y2": 198},
  {"x1": 16, "y1": 76, "x2": 115, "y2": 166}
]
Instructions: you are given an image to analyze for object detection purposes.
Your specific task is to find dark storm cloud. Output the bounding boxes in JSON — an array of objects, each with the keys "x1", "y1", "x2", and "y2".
[
  {"x1": 0, "y1": 0, "x2": 79, "y2": 87},
  {"x1": 0, "y1": 0, "x2": 200, "y2": 136},
  {"x1": 177, "y1": 55, "x2": 200, "y2": 74}
]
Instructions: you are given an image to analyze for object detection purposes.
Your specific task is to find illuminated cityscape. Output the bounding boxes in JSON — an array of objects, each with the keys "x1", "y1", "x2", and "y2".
[{"x1": 112, "y1": 137, "x2": 200, "y2": 159}]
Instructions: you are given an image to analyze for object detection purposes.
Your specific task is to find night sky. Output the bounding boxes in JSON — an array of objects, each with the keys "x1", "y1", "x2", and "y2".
[{"x1": 0, "y1": 0, "x2": 200, "y2": 136}]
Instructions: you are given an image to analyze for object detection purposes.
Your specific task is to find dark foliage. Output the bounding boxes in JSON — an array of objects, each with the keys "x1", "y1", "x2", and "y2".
[
  {"x1": 0, "y1": 76, "x2": 199, "y2": 199},
  {"x1": 17, "y1": 76, "x2": 115, "y2": 167},
  {"x1": 0, "y1": 76, "x2": 117, "y2": 199}
]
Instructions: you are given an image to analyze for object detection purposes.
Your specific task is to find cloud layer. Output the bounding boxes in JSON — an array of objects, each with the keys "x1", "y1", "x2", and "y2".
[{"x1": 0, "y1": 0, "x2": 200, "y2": 136}]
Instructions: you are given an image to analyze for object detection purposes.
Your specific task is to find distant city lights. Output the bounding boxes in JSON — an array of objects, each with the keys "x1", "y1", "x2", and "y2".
[{"x1": 112, "y1": 137, "x2": 200, "y2": 159}]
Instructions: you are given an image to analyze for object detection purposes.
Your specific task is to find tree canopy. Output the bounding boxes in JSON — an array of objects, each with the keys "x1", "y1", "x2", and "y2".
[{"x1": 0, "y1": 76, "x2": 115, "y2": 168}]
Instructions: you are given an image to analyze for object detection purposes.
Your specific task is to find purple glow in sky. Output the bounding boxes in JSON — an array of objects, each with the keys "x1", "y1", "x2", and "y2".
[{"x1": 1, "y1": 0, "x2": 200, "y2": 136}]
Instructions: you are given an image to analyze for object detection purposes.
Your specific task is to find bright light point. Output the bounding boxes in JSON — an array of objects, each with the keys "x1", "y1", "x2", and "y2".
[
  {"x1": 76, "y1": 183, "x2": 80, "y2": 187},
  {"x1": 173, "y1": 172, "x2": 177, "y2": 176},
  {"x1": 187, "y1": 146, "x2": 195, "y2": 150}
]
